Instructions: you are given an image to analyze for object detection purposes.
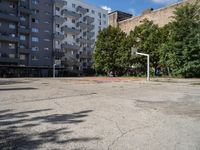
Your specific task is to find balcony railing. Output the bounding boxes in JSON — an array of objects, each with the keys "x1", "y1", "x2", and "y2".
[
  {"x1": 53, "y1": 32, "x2": 65, "y2": 41},
  {"x1": 19, "y1": 47, "x2": 30, "y2": 54},
  {"x1": 0, "y1": 11, "x2": 19, "y2": 22},
  {"x1": 53, "y1": 0, "x2": 67, "y2": 7},
  {"x1": 61, "y1": 43, "x2": 80, "y2": 51},
  {"x1": 0, "y1": 57, "x2": 18, "y2": 63},
  {"x1": 0, "y1": 34, "x2": 19, "y2": 43},
  {"x1": 84, "y1": 32, "x2": 95, "y2": 38},
  {"x1": 76, "y1": 6, "x2": 87, "y2": 14},
  {"x1": 83, "y1": 16, "x2": 95, "y2": 24},
  {"x1": 77, "y1": 38, "x2": 95, "y2": 45},
  {"x1": 19, "y1": 27, "x2": 31, "y2": 34},
  {"x1": 18, "y1": 6, "x2": 32, "y2": 14},
  {"x1": 54, "y1": 15, "x2": 65, "y2": 24},
  {"x1": 61, "y1": 26, "x2": 80, "y2": 35},
  {"x1": 53, "y1": 49, "x2": 65, "y2": 59},
  {"x1": 62, "y1": 9, "x2": 80, "y2": 19}
]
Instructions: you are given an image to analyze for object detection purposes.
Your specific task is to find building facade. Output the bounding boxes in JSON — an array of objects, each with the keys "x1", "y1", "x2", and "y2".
[
  {"x1": 109, "y1": 0, "x2": 194, "y2": 34},
  {"x1": 53, "y1": 0, "x2": 108, "y2": 72},
  {"x1": 0, "y1": 0, "x2": 108, "y2": 77}
]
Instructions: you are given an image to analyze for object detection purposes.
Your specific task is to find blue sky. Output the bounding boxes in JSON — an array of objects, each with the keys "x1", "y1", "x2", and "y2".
[{"x1": 83, "y1": 0, "x2": 181, "y2": 16}]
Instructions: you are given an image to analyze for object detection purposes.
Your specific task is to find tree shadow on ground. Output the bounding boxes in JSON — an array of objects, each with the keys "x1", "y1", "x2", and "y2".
[{"x1": 0, "y1": 109, "x2": 99, "y2": 150}]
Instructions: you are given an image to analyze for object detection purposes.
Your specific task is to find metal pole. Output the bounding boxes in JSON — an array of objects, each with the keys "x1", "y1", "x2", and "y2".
[
  {"x1": 53, "y1": 64, "x2": 56, "y2": 78},
  {"x1": 147, "y1": 55, "x2": 150, "y2": 81}
]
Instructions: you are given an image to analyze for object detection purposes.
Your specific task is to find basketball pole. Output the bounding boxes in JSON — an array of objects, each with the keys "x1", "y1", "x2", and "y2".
[{"x1": 131, "y1": 47, "x2": 150, "y2": 81}]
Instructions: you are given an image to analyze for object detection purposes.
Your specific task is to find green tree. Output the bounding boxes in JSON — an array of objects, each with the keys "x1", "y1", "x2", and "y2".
[
  {"x1": 129, "y1": 19, "x2": 162, "y2": 75},
  {"x1": 93, "y1": 26, "x2": 128, "y2": 76},
  {"x1": 160, "y1": 1, "x2": 200, "y2": 77}
]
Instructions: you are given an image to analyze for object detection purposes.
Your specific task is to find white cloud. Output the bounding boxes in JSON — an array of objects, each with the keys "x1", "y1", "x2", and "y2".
[
  {"x1": 101, "y1": 6, "x2": 112, "y2": 13},
  {"x1": 151, "y1": 0, "x2": 179, "y2": 4}
]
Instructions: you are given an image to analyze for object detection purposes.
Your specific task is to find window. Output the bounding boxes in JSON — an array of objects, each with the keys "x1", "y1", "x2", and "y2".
[
  {"x1": 32, "y1": 46, "x2": 39, "y2": 51},
  {"x1": 45, "y1": 12, "x2": 51, "y2": 15},
  {"x1": 32, "y1": 0, "x2": 39, "y2": 5},
  {"x1": 92, "y1": 10, "x2": 95, "y2": 14},
  {"x1": 32, "y1": 18, "x2": 39, "y2": 23},
  {"x1": 44, "y1": 21, "x2": 50, "y2": 24},
  {"x1": 32, "y1": 37, "x2": 39, "y2": 42},
  {"x1": 32, "y1": 9, "x2": 39, "y2": 14},
  {"x1": 9, "y1": 4, "x2": 15, "y2": 8},
  {"x1": 31, "y1": 55, "x2": 38, "y2": 60},
  {"x1": 20, "y1": 16, "x2": 26, "y2": 21},
  {"x1": 72, "y1": 4, "x2": 76, "y2": 8},
  {"x1": 32, "y1": 28, "x2": 39, "y2": 33},
  {"x1": 104, "y1": 20, "x2": 107, "y2": 25},
  {"x1": 56, "y1": 24, "x2": 60, "y2": 28},
  {"x1": 9, "y1": 54, "x2": 15, "y2": 58},
  {"x1": 44, "y1": 39, "x2": 50, "y2": 42},
  {"x1": 98, "y1": 12, "x2": 101, "y2": 18},
  {"x1": 9, "y1": 43, "x2": 15, "y2": 49},
  {"x1": 9, "y1": 24, "x2": 16, "y2": 29},
  {"x1": 20, "y1": 35, "x2": 26, "y2": 41},
  {"x1": 56, "y1": 7, "x2": 60, "y2": 12},
  {"x1": 72, "y1": 19, "x2": 75, "y2": 23},
  {"x1": 103, "y1": 14, "x2": 106, "y2": 18},
  {"x1": 44, "y1": 47, "x2": 49, "y2": 51},
  {"x1": 20, "y1": 55, "x2": 26, "y2": 60},
  {"x1": 44, "y1": 30, "x2": 50, "y2": 33}
]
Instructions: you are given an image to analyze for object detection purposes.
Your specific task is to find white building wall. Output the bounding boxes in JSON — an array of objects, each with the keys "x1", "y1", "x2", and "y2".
[{"x1": 53, "y1": 0, "x2": 108, "y2": 70}]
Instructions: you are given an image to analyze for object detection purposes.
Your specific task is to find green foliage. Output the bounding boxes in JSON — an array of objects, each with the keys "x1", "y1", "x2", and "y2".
[
  {"x1": 93, "y1": 26, "x2": 128, "y2": 76},
  {"x1": 129, "y1": 19, "x2": 163, "y2": 75},
  {"x1": 93, "y1": 1, "x2": 200, "y2": 78},
  {"x1": 160, "y1": 1, "x2": 200, "y2": 77}
]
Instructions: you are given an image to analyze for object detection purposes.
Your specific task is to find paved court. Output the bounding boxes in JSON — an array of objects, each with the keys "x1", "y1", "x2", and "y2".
[{"x1": 0, "y1": 77, "x2": 200, "y2": 150}]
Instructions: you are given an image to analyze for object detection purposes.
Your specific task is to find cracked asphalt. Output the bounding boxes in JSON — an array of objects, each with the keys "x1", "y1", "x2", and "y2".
[{"x1": 0, "y1": 77, "x2": 200, "y2": 150}]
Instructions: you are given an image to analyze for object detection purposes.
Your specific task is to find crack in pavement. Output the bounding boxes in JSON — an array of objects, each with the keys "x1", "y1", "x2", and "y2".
[{"x1": 107, "y1": 125, "x2": 149, "y2": 150}]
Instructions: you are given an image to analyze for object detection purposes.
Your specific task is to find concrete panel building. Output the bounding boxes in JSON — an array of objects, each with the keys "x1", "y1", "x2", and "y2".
[
  {"x1": 0, "y1": 0, "x2": 108, "y2": 77},
  {"x1": 53, "y1": 0, "x2": 108, "y2": 72}
]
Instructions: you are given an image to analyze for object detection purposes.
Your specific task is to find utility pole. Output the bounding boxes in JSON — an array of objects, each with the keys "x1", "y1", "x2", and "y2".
[{"x1": 131, "y1": 47, "x2": 150, "y2": 81}]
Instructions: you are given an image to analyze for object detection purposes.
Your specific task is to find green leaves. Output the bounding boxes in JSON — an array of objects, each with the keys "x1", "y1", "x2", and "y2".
[
  {"x1": 160, "y1": 1, "x2": 200, "y2": 77},
  {"x1": 93, "y1": 1, "x2": 200, "y2": 77}
]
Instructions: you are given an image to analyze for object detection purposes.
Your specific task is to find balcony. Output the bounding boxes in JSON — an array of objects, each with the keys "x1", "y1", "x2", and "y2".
[
  {"x1": 77, "y1": 38, "x2": 95, "y2": 45},
  {"x1": 53, "y1": 0, "x2": 67, "y2": 7},
  {"x1": 53, "y1": 32, "x2": 65, "y2": 41},
  {"x1": 19, "y1": 27, "x2": 31, "y2": 34},
  {"x1": 79, "y1": 53, "x2": 89, "y2": 59},
  {"x1": 83, "y1": 16, "x2": 95, "y2": 24},
  {"x1": 62, "y1": 9, "x2": 80, "y2": 19},
  {"x1": 0, "y1": 11, "x2": 19, "y2": 22},
  {"x1": 84, "y1": 47, "x2": 93, "y2": 51},
  {"x1": 76, "y1": 6, "x2": 87, "y2": 14},
  {"x1": 18, "y1": 6, "x2": 32, "y2": 14},
  {"x1": 0, "y1": 34, "x2": 19, "y2": 43},
  {"x1": 84, "y1": 32, "x2": 95, "y2": 38},
  {"x1": 0, "y1": 57, "x2": 18, "y2": 63},
  {"x1": 19, "y1": 47, "x2": 30, "y2": 54},
  {"x1": 77, "y1": 22, "x2": 87, "y2": 30},
  {"x1": 54, "y1": 15, "x2": 65, "y2": 24},
  {"x1": 62, "y1": 26, "x2": 80, "y2": 35},
  {"x1": 87, "y1": 24, "x2": 95, "y2": 31},
  {"x1": 61, "y1": 43, "x2": 80, "y2": 51},
  {"x1": 53, "y1": 49, "x2": 65, "y2": 59}
]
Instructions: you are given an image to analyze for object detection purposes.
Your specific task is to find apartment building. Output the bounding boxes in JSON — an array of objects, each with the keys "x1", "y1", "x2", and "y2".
[
  {"x1": 53, "y1": 0, "x2": 108, "y2": 72},
  {"x1": 0, "y1": 0, "x2": 108, "y2": 77}
]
